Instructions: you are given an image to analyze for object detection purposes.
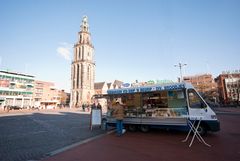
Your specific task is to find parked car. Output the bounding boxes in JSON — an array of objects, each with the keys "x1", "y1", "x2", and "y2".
[{"x1": 9, "y1": 106, "x2": 22, "y2": 110}]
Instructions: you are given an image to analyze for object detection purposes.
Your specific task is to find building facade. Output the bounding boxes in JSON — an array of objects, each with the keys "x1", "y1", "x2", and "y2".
[
  {"x1": 94, "y1": 82, "x2": 108, "y2": 95},
  {"x1": 0, "y1": 70, "x2": 34, "y2": 109},
  {"x1": 183, "y1": 74, "x2": 218, "y2": 104},
  {"x1": 71, "y1": 16, "x2": 95, "y2": 108},
  {"x1": 215, "y1": 72, "x2": 240, "y2": 104},
  {"x1": 183, "y1": 74, "x2": 217, "y2": 94},
  {"x1": 94, "y1": 80, "x2": 123, "y2": 95},
  {"x1": 33, "y1": 80, "x2": 62, "y2": 109},
  {"x1": 59, "y1": 90, "x2": 70, "y2": 106}
]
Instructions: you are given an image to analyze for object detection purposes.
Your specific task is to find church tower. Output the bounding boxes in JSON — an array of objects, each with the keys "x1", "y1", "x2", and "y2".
[{"x1": 71, "y1": 16, "x2": 95, "y2": 108}]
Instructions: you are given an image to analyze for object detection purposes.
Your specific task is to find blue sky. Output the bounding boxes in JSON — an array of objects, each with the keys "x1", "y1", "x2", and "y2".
[{"x1": 0, "y1": 0, "x2": 239, "y2": 92}]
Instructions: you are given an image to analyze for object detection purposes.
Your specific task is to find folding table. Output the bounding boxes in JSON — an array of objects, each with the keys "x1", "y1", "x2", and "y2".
[{"x1": 182, "y1": 116, "x2": 211, "y2": 147}]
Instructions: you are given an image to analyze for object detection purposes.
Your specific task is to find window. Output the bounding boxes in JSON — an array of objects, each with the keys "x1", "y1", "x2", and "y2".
[
  {"x1": 87, "y1": 66, "x2": 90, "y2": 80},
  {"x1": 188, "y1": 89, "x2": 207, "y2": 108},
  {"x1": 77, "y1": 64, "x2": 80, "y2": 88},
  {"x1": 142, "y1": 91, "x2": 168, "y2": 109},
  {"x1": 78, "y1": 47, "x2": 81, "y2": 60},
  {"x1": 81, "y1": 64, "x2": 84, "y2": 87},
  {"x1": 76, "y1": 91, "x2": 79, "y2": 104},
  {"x1": 88, "y1": 52, "x2": 90, "y2": 57},
  {"x1": 82, "y1": 46, "x2": 84, "y2": 59}
]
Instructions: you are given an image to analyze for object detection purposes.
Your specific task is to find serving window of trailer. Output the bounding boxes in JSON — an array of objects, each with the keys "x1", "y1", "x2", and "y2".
[
  {"x1": 107, "y1": 93, "x2": 142, "y2": 118},
  {"x1": 124, "y1": 93, "x2": 142, "y2": 117},
  {"x1": 142, "y1": 89, "x2": 188, "y2": 118},
  {"x1": 107, "y1": 89, "x2": 188, "y2": 118}
]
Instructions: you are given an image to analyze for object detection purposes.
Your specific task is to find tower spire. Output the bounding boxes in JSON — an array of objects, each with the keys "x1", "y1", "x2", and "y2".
[{"x1": 81, "y1": 16, "x2": 89, "y2": 32}]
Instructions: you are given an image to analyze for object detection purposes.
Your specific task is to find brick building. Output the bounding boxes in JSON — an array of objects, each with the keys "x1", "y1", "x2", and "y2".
[
  {"x1": 183, "y1": 74, "x2": 217, "y2": 94},
  {"x1": 34, "y1": 81, "x2": 70, "y2": 109},
  {"x1": 33, "y1": 80, "x2": 61, "y2": 109},
  {"x1": 215, "y1": 72, "x2": 240, "y2": 104}
]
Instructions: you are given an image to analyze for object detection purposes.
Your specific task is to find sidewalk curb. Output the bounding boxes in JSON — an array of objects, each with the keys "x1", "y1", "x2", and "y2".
[
  {"x1": 215, "y1": 111, "x2": 240, "y2": 115},
  {"x1": 43, "y1": 130, "x2": 115, "y2": 159}
]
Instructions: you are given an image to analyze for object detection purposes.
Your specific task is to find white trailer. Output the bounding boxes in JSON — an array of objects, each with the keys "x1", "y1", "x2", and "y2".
[{"x1": 96, "y1": 82, "x2": 220, "y2": 135}]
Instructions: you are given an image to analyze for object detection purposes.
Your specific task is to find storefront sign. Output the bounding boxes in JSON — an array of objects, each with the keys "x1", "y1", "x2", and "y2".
[
  {"x1": 132, "y1": 79, "x2": 175, "y2": 87},
  {"x1": 156, "y1": 79, "x2": 174, "y2": 84},
  {"x1": 121, "y1": 83, "x2": 131, "y2": 88},
  {"x1": 147, "y1": 80, "x2": 155, "y2": 85},
  {"x1": 222, "y1": 69, "x2": 240, "y2": 74},
  {"x1": 107, "y1": 83, "x2": 185, "y2": 94}
]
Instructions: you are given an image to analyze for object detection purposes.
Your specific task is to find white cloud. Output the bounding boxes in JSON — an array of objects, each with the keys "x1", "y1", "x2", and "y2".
[{"x1": 57, "y1": 42, "x2": 73, "y2": 61}]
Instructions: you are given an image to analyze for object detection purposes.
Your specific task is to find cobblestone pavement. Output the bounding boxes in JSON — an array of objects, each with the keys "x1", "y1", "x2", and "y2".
[
  {"x1": 1, "y1": 107, "x2": 239, "y2": 161},
  {"x1": 0, "y1": 109, "x2": 105, "y2": 161},
  {"x1": 44, "y1": 110, "x2": 240, "y2": 161}
]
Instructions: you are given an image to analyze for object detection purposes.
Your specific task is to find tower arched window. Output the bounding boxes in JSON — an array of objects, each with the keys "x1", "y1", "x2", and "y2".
[
  {"x1": 78, "y1": 47, "x2": 81, "y2": 60},
  {"x1": 73, "y1": 65, "x2": 75, "y2": 89},
  {"x1": 80, "y1": 35, "x2": 82, "y2": 43},
  {"x1": 87, "y1": 52, "x2": 90, "y2": 60},
  {"x1": 77, "y1": 64, "x2": 80, "y2": 88},
  {"x1": 88, "y1": 65, "x2": 91, "y2": 81},
  {"x1": 74, "y1": 48, "x2": 77, "y2": 60},
  {"x1": 82, "y1": 46, "x2": 84, "y2": 59},
  {"x1": 87, "y1": 37, "x2": 89, "y2": 44},
  {"x1": 76, "y1": 91, "x2": 79, "y2": 105},
  {"x1": 81, "y1": 64, "x2": 84, "y2": 87},
  {"x1": 73, "y1": 65, "x2": 75, "y2": 79}
]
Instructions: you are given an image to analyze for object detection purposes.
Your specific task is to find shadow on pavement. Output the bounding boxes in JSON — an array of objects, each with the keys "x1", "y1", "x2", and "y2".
[{"x1": 0, "y1": 111, "x2": 106, "y2": 161}]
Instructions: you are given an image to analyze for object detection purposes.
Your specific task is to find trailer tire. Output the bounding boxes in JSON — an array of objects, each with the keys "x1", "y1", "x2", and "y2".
[
  {"x1": 128, "y1": 124, "x2": 137, "y2": 132},
  {"x1": 140, "y1": 125, "x2": 150, "y2": 133},
  {"x1": 197, "y1": 124, "x2": 207, "y2": 136},
  {"x1": 101, "y1": 119, "x2": 107, "y2": 130}
]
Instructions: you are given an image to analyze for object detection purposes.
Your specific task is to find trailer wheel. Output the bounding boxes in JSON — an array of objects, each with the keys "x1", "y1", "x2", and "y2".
[
  {"x1": 128, "y1": 125, "x2": 137, "y2": 132},
  {"x1": 197, "y1": 124, "x2": 207, "y2": 136},
  {"x1": 140, "y1": 125, "x2": 150, "y2": 133},
  {"x1": 101, "y1": 119, "x2": 107, "y2": 130}
]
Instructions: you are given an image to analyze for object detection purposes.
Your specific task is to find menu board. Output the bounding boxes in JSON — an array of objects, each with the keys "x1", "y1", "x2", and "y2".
[{"x1": 90, "y1": 109, "x2": 102, "y2": 130}]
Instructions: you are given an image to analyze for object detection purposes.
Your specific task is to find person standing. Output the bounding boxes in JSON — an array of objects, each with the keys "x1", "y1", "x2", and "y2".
[
  {"x1": 113, "y1": 100, "x2": 125, "y2": 136},
  {"x1": 97, "y1": 103, "x2": 102, "y2": 110},
  {"x1": 82, "y1": 103, "x2": 86, "y2": 111},
  {"x1": 91, "y1": 102, "x2": 97, "y2": 110}
]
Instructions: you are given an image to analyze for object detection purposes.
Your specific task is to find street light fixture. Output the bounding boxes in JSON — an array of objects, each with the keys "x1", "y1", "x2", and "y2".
[{"x1": 174, "y1": 62, "x2": 187, "y2": 82}]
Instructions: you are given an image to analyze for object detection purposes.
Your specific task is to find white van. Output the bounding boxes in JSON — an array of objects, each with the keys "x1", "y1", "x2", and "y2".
[{"x1": 97, "y1": 82, "x2": 220, "y2": 135}]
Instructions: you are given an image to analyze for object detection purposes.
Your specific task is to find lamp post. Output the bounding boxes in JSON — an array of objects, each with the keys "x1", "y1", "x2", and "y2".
[{"x1": 174, "y1": 63, "x2": 187, "y2": 82}]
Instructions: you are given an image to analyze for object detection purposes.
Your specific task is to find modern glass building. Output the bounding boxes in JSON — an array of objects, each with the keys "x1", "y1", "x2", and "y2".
[{"x1": 0, "y1": 70, "x2": 35, "y2": 109}]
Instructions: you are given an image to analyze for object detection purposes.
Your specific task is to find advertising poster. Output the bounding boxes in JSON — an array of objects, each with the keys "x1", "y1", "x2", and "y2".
[{"x1": 0, "y1": 80, "x2": 9, "y2": 88}]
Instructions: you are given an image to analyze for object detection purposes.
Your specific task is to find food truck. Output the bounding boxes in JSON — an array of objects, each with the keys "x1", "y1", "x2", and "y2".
[{"x1": 96, "y1": 82, "x2": 220, "y2": 135}]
